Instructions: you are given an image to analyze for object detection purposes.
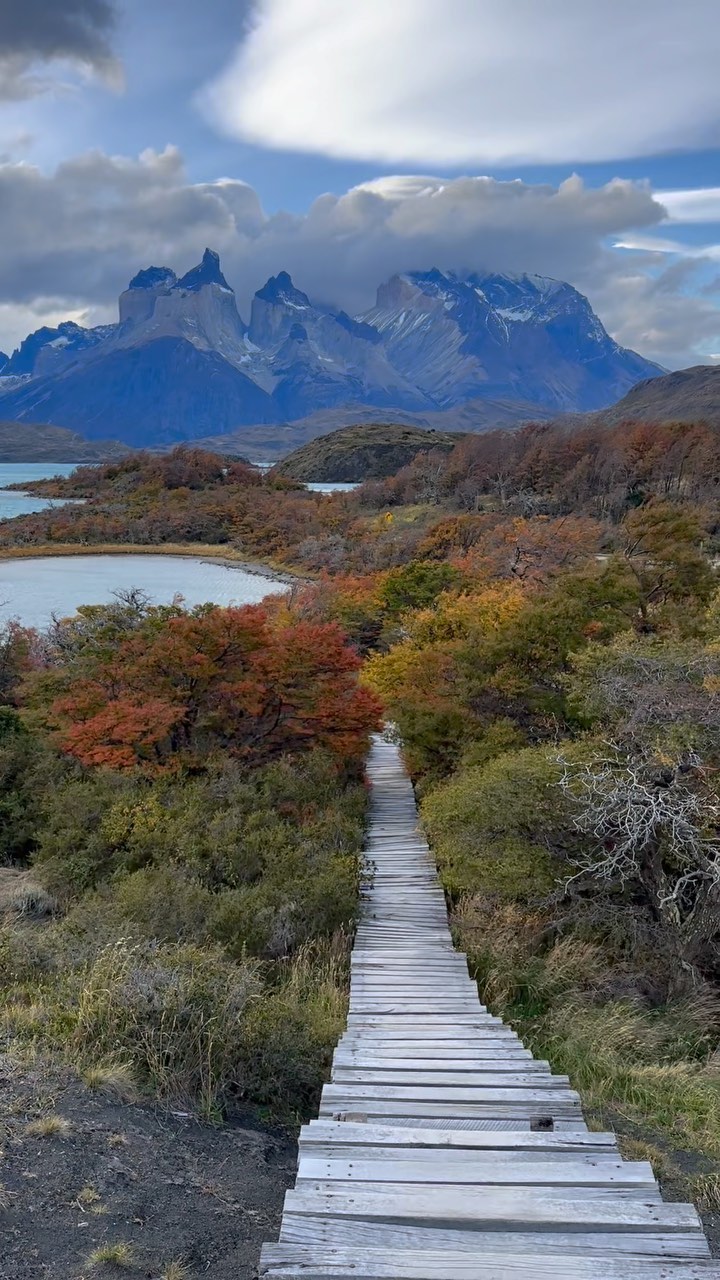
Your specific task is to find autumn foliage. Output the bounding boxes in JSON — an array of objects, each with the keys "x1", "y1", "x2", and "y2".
[{"x1": 49, "y1": 605, "x2": 381, "y2": 773}]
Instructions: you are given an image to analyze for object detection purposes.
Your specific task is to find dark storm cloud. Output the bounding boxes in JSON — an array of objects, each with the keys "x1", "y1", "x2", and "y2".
[{"x1": 0, "y1": 0, "x2": 120, "y2": 98}]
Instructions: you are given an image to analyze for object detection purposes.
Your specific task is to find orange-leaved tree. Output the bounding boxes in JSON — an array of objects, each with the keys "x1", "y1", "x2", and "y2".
[{"x1": 50, "y1": 604, "x2": 382, "y2": 773}]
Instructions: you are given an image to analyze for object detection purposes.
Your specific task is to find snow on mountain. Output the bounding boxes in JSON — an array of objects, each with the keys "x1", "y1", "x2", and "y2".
[
  {"x1": 0, "y1": 252, "x2": 663, "y2": 445},
  {"x1": 361, "y1": 269, "x2": 663, "y2": 412},
  {"x1": 3, "y1": 321, "x2": 118, "y2": 379},
  {"x1": 0, "y1": 351, "x2": 8, "y2": 374}
]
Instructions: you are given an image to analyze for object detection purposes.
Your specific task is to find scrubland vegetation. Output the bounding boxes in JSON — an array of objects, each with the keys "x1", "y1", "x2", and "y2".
[
  {"x1": 0, "y1": 589, "x2": 379, "y2": 1120},
  {"x1": 2, "y1": 422, "x2": 720, "y2": 1204}
]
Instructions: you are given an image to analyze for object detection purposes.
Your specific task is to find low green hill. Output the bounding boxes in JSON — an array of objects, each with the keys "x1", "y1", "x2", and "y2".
[
  {"x1": 594, "y1": 364, "x2": 720, "y2": 426},
  {"x1": 0, "y1": 420, "x2": 125, "y2": 463},
  {"x1": 273, "y1": 423, "x2": 466, "y2": 482}
]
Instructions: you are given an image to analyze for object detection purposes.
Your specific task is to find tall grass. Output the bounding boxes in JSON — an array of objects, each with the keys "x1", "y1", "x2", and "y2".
[
  {"x1": 454, "y1": 894, "x2": 720, "y2": 1159},
  {"x1": 72, "y1": 938, "x2": 261, "y2": 1118},
  {"x1": 241, "y1": 933, "x2": 351, "y2": 1117}
]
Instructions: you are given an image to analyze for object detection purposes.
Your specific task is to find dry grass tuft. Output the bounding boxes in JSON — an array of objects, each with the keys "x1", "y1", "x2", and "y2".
[
  {"x1": 0, "y1": 1182, "x2": 11, "y2": 1210},
  {"x1": 617, "y1": 1136, "x2": 671, "y2": 1181},
  {"x1": 87, "y1": 1241, "x2": 134, "y2": 1268},
  {"x1": 25, "y1": 1114, "x2": 71, "y2": 1139},
  {"x1": 0, "y1": 869, "x2": 56, "y2": 919},
  {"x1": 160, "y1": 1262, "x2": 190, "y2": 1280},
  {"x1": 75, "y1": 1186, "x2": 101, "y2": 1207},
  {"x1": 81, "y1": 1062, "x2": 137, "y2": 1101},
  {"x1": 2, "y1": 1002, "x2": 48, "y2": 1036},
  {"x1": 692, "y1": 1171, "x2": 720, "y2": 1212},
  {"x1": 107, "y1": 1133, "x2": 129, "y2": 1148}
]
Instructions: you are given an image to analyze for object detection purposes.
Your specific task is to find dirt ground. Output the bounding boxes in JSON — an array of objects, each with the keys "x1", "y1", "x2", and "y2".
[
  {"x1": 0, "y1": 1057, "x2": 296, "y2": 1280},
  {"x1": 3, "y1": 1059, "x2": 717, "y2": 1277}
]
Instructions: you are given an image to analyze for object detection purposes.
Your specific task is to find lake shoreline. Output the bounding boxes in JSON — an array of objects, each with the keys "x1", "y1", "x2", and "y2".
[{"x1": 0, "y1": 542, "x2": 304, "y2": 585}]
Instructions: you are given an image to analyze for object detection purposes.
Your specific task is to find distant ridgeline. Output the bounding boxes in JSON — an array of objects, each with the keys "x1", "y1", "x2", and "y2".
[{"x1": 0, "y1": 249, "x2": 662, "y2": 450}]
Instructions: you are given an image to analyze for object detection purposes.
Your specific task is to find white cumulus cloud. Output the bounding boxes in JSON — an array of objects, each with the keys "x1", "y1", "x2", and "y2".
[{"x1": 201, "y1": 0, "x2": 720, "y2": 165}]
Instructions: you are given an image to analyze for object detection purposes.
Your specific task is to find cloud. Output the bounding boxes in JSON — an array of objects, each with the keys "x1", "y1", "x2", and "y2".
[
  {"x1": 201, "y1": 0, "x2": 720, "y2": 165},
  {"x1": 657, "y1": 188, "x2": 720, "y2": 223},
  {"x1": 0, "y1": 0, "x2": 121, "y2": 100},
  {"x1": 0, "y1": 146, "x2": 717, "y2": 368},
  {"x1": 592, "y1": 262, "x2": 720, "y2": 369}
]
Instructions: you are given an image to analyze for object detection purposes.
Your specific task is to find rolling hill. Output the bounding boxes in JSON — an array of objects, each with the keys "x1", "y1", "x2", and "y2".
[{"x1": 273, "y1": 424, "x2": 466, "y2": 482}]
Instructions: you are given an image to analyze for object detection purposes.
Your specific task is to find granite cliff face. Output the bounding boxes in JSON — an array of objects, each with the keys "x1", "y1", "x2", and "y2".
[
  {"x1": 361, "y1": 270, "x2": 660, "y2": 412},
  {"x1": 0, "y1": 250, "x2": 663, "y2": 445}
]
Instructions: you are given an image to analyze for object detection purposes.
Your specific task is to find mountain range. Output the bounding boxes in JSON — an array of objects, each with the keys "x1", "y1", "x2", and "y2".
[{"x1": 0, "y1": 249, "x2": 663, "y2": 447}]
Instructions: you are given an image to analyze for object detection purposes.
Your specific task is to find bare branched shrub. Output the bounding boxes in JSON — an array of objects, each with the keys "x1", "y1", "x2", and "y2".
[{"x1": 558, "y1": 746, "x2": 720, "y2": 990}]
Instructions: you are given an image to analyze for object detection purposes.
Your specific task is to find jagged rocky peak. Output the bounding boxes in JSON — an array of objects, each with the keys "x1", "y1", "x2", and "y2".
[
  {"x1": 176, "y1": 248, "x2": 232, "y2": 293},
  {"x1": 128, "y1": 265, "x2": 178, "y2": 291},
  {"x1": 0, "y1": 351, "x2": 8, "y2": 373},
  {"x1": 255, "y1": 270, "x2": 310, "y2": 307},
  {"x1": 3, "y1": 320, "x2": 113, "y2": 377},
  {"x1": 373, "y1": 272, "x2": 431, "y2": 311},
  {"x1": 249, "y1": 271, "x2": 313, "y2": 348},
  {"x1": 118, "y1": 248, "x2": 246, "y2": 345},
  {"x1": 121, "y1": 264, "x2": 177, "y2": 326}
]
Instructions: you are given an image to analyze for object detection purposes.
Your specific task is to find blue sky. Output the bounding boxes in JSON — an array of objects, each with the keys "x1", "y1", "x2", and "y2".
[{"x1": 1, "y1": 0, "x2": 720, "y2": 366}]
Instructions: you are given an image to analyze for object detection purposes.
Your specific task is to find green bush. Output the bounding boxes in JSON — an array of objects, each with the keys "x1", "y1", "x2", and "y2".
[
  {"x1": 65, "y1": 867, "x2": 216, "y2": 946},
  {"x1": 421, "y1": 745, "x2": 584, "y2": 899},
  {"x1": 30, "y1": 752, "x2": 365, "y2": 957},
  {"x1": 381, "y1": 561, "x2": 462, "y2": 616}
]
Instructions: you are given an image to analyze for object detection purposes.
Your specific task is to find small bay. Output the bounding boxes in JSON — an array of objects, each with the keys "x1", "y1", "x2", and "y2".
[
  {"x1": 0, "y1": 554, "x2": 288, "y2": 629},
  {"x1": 0, "y1": 463, "x2": 78, "y2": 519},
  {"x1": 0, "y1": 463, "x2": 288, "y2": 627}
]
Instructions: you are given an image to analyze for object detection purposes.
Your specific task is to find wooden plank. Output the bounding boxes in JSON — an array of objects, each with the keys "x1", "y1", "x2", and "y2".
[
  {"x1": 283, "y1": 1187, "x2": 697, "y2": 1230},
  {"x1": 337, "y1": 1044, "x2": 525, "y2": 1054},
  {"x1": 345, "y1": 1017, "x2": 505, "y2": 1028},
  {"x1": 337, "y1": 1038, "x2": 525, "y2": 1049},
  {"x1": 300, "y1": 1145, "x2": 625, "y2": 1167},
  {"x1": 331, "y1": 1072, "x2": 568, "y2": 1090},
  {"x1": 330, "y1": 1064, "x2": 566, "y2": 1085},
  {"x1": 321, "y1": 1084, "x2": 581, "y2": 1104},
  {"x1": 260, "y1": 1244, "x2": 720, "y2": 1278},
  {"x1": 321, "y1": 1101, "x2": 583, "y2": 1120},
  {"x1": 278, "y1": 1217, "x2": 711, "y2": 1259},
  {"x1": 332, "y1": 1056, "x2": 540, "y2": 1070},
  {"x1": 299, "y1": 1122, "x2": 618, "y2": 1153},
  {"x1": 295, "y1": 1156, "x2": 657, "y2": 1189}
]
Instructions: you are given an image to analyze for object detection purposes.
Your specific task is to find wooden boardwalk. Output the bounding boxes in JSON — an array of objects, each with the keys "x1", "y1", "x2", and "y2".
[{"x1": 259, "y1": 736, "x2": 716, "y2": 1279}]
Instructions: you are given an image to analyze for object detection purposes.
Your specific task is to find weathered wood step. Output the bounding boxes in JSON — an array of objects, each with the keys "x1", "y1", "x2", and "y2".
[
  {"x1": 282, "y1": 1186, "x2": 698, "y2": 1230},
  {"x1": 260, "y1": 1244, "x2": 720, "y2": 1278},
  {"x1": 278, "y1": 1217, "x2": 710, "y2": 1258},
  {"x1": 299, "y1": 1122, "x2": 617, "y2": 1153},
  {"x1": 322, "y1": 1101, "x2": 583, "y2": 1122},
  {"x1": 331, "y1": 1071, "x2": 566, "y2": 1088},
  {"x1": 296, "y1": 1156, "x2": 657, "y2": 1189}
]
